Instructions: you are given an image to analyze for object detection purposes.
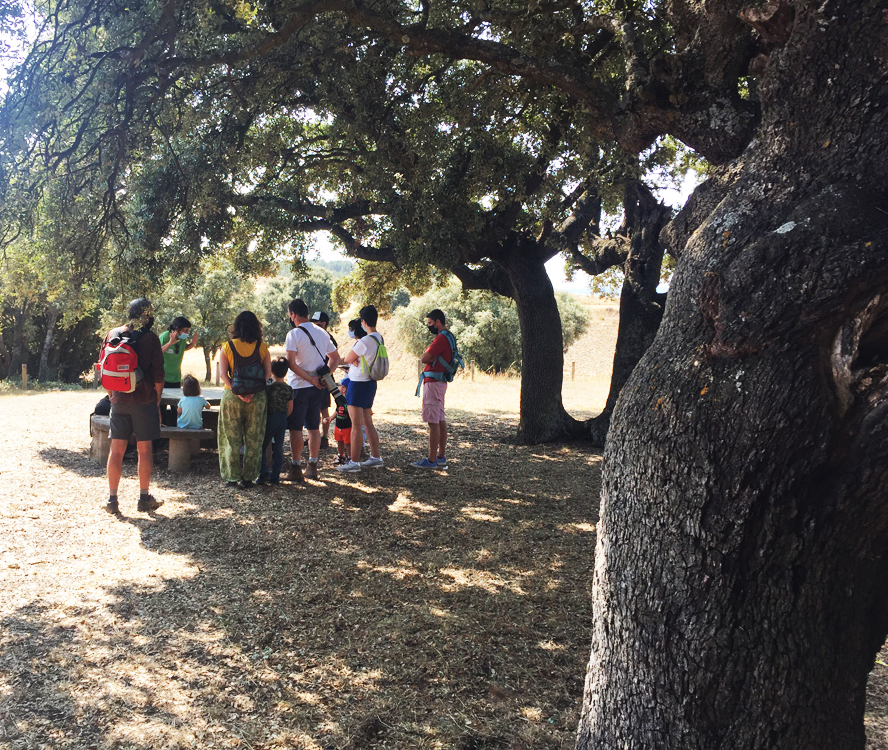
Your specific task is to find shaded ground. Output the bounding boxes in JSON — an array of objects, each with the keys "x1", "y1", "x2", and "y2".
[
  {"x1": 1, "y1": 381, "x2": 887, "y2": 749},
  {"x1": 0, "y1": 386, "x2": 600, "y2": 749}
]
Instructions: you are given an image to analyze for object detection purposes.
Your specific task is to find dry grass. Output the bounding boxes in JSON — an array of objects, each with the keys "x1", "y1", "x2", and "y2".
[
  {"x1": 2, "y1": 302, "x2": 887, "y2": 749},
  {"x1": 0, "y1": 381, "x2": 603, "y2": 750}
]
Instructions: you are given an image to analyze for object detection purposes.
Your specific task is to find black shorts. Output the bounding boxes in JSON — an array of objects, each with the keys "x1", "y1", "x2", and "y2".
[
  {"x1": 287, "y1": 387, "x2": 324, "y2": 431},
  {"x1": 109, "y1": 402, "x2": 162, "y2": 443}
]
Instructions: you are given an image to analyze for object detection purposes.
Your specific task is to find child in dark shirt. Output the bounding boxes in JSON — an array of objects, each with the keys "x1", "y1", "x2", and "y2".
[
  {"x1": 259, "y1": 358, "x2": 294, "y2": 485},
  {"x1": 334, "y1": 377, "x2": 352, "y2": 465}
]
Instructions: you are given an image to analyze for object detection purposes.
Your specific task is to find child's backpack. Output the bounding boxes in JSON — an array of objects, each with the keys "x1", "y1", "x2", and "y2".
[
  {"x1": 436, "y1": 330, "x2": 465, "y2": 383},
  {"x1": 361, "y1": 333, "x2": 390, "y2": 381},
  {"x1": 229, "y1": 340, "x2": 267, "y2": 395},
  {"x1": 99, "y1": 328, "x2": 143, "y2": 393}
]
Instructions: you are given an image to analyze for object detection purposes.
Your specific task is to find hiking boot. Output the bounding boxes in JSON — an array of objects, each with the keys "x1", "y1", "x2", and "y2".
[
  {"x1": 137, "y1": 494, "x2": 164, "y2": 512},
  {"x1": 239, "y1": 479, "x2": 255, "y2": 489},
  {"x1": 336, "y1": 460, "x2": 362, "y2": 473},
  {"x1": 361, "y1": 456, "x2": 384, "y2": 468},
  {"x1": 305, "y1": 461, "x2": 319, "y2": 480},
  {"x1": 104, "y1": 498, "x2": 119, "y2": 514},
  {"x1": 287, "y1": 462, "x2": 304, "y2": 483},
  {"x1": 411, "y1": 458, "x2": 438, "y2": 469}
]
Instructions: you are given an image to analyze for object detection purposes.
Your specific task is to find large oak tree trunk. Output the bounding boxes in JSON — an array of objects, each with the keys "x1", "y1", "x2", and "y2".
[
  {"x1": 578, "y1": 2, "x2": 888, "y2": 748},
  {"x1": 503, "y1": 247, "x2": 576, "y2": 444},
  {"x1": 578, "y1": 183, "x2": 670, "y2": 447}
]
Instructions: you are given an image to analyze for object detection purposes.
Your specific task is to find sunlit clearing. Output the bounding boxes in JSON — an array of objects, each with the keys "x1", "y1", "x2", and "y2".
[
  {"x1": 429, "y1": 606, "x2": 456, "y2": 619},
  {"x1": 388, "y1": 492, "x2": 438, "y2": 517},
  {"x1": 558, "y1": 522, "x2": 597, "y2": 534},
  {"x1": 356, "y1": 560, "x2": 421, "y2": 580},
  {"x1": 460, "y1": 506, "x2": 503, "y2": 523},
  {"x1": 440, "y1": 568, "x2": 525, "y2": 595},
  {"x1": 537, "y1": 640, "x2": 566, "y2": 652}
]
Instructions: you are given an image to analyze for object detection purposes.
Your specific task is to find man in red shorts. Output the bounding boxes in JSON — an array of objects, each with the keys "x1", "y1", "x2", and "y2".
[{"x1": 412, "y1": 308, "x2": 452, "y2": 469}]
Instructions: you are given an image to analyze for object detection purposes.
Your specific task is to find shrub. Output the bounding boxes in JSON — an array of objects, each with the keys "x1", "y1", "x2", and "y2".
[{"x1": 394, "y1": 282, "x2": 588, "y2": 374}]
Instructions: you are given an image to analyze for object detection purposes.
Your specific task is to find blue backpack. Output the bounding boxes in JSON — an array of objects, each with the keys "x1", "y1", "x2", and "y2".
[
  {"x1": 435, "y1": 331, "x2": 465, "y2": 382},
  {"x1": 416, "y1": 330, "x2": 465, "y2": 395}
]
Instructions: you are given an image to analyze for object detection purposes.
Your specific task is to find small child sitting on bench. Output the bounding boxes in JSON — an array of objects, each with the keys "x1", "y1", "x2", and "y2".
[{"x1": 176, "y1": 374, "x2": 211, "y2": 429}]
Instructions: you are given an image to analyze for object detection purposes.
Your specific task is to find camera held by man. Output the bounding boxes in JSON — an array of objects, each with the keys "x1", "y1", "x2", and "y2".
[{"x1": 317, "y1": 363, "x2": 348, "y2": 409}]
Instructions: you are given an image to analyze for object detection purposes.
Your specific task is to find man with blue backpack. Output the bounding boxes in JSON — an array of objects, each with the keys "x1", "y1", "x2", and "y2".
[{"x1": 412, "y1": 309, "x2": 464, "y2": 469}]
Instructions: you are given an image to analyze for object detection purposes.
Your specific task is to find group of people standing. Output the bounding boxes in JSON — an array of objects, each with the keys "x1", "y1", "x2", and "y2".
[{"x1": 101, "y1": 297, "x2": 456, "y2": 514}]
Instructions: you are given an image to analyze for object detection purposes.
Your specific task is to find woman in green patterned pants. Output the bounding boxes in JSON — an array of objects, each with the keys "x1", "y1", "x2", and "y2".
[{"x1": 217, "y1": 311, "x2": 272, "y2": 488}]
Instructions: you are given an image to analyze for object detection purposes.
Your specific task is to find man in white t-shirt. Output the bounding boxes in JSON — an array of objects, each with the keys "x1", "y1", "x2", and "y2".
[
  {"x1": 336, "y1": 305, "x2": 384, "y2": 473},
  {"x1": 284, "y1": 298, "x2": 340, "y2": 481}
]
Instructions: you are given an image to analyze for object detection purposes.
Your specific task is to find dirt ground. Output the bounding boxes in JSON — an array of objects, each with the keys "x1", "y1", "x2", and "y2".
[{"x1": 2, "y1": 304, "x2": 887, "y2": 749}]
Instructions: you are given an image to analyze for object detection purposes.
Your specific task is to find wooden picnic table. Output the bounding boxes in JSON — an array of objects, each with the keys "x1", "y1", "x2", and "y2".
[{"x1": 160, "y1": 386, "x2": 226, "y2": 407}]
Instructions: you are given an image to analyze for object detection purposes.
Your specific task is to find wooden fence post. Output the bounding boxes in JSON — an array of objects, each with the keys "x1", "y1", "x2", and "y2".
[
  {"x1": 21, "y1": 364, "x2": 27, "y2": 390},
  {"x1": 571, "y1": 361, "x2": 575, "y2": 381},
  {"x1": 470, "y1": 360, "x2": 475, "y2": 381},
  {"x1": 215, "y1": 360, "x2": 221, "y2": 387}
]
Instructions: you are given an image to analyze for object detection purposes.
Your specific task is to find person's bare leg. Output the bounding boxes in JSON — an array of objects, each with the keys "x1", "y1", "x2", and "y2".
[
  {"x1": 136, "y1": 440, "x2": 153, "y2": 492},
  {"x1": 289, "y1": 429, "x2": 304, "y2": 464},
  {"x1": 437, "y1": 419, "x2": 447, "y2": 460},
  {"x1": 363, "y1": 409, "x2": 380, "y2": 457},
  {"x1": 321, "y1": 408, "x2": 330, "y2": 442},
  {"x1": 348, "y1": 406, "x2": 364, "y2": 462},
  {"x1": 428, "y1": 423, "x2": 441, "y2": 463},
  {"x1": 307, "y1": 429, "x2": 321, "y2": 461},
  {"x1": 107, "y1": 439, "x2": 127, "y2": 493}
]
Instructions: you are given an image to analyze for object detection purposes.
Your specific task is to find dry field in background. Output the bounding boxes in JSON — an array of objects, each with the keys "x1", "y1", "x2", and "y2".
[{"x1": 2, "y1": 298, "x2": 887, "y2": 749}]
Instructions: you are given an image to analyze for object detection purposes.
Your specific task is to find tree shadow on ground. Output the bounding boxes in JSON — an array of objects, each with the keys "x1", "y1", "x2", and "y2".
[{"x1": 9, "y1": 416, "x2": 602, "y2": 749}]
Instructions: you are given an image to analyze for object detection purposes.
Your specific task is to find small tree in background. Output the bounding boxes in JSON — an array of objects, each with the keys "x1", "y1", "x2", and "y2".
[
  {"x1": 155, "y1": 258, "x2": 255, "y2": 381},
  {"x1": 395, "y1": 282, "x2": 587, "y2": 374},
  {"x1": 257, "y1": 268, "x2": 338, "y2": 346}
]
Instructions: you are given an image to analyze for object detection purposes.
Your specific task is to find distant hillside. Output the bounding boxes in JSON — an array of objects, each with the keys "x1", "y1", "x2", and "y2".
[{"x1": 310, "y1": 259, "x2": 355, "y2": 278}]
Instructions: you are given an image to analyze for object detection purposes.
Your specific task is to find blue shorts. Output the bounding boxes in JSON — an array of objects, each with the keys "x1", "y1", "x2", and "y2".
[
  {"x1": 346, "y1": 379, "x2": 377, "y2": 409},
  {"x1": 287, "y1": 386, "x2": 324, "y2": 431}
]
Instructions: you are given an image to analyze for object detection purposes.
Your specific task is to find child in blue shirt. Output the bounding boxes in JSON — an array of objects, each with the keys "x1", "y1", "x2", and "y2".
[{"x1": 177, "y1": 374, "x2": 210, "y2": 429}]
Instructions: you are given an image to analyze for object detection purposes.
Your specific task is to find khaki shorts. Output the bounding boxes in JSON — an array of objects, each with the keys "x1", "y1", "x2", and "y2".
[{"x1": 109, "y1": 401, "x2": 161, "y2": 443}]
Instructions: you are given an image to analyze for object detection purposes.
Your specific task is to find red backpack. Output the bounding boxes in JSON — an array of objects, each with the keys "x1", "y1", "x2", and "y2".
[{"x1": 99, "y1": 328, "x2": 143, "y2": 393}]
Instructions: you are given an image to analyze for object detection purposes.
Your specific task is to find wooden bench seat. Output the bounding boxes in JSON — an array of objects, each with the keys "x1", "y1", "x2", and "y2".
[{"x1": 90, "y1": 414, "x2": 215, "y2": 472}]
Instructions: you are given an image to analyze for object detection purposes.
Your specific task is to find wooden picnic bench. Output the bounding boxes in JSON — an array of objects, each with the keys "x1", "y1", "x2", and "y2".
[{"x1": 90, "y1": 414, "x2": 215, "y2": 472}]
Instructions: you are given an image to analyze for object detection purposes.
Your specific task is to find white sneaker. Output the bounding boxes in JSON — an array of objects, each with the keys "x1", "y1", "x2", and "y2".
[
  {"x1": 361, "y1": 456, "x2": 384, "y2": 468},
  {"x1": 337, "y1": 460, "x2": 362, "y2": 473}
]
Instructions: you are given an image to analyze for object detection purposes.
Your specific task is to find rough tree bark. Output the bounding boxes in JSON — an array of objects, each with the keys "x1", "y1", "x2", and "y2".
[
  {"x1": 578, "y1": 1, "x2": 888, "y2": 748},
  {"x1": 506, "y1": 248, "x2": 575, "y2": 444},
  {"x1": 38, "y1": 304, "x2": 59, "y2": 382},
  {"x1": 573, "y1": 182, "x2": 671, "y2": 447},
  {"x1": 8, "y1": 305, "x2": 30, "y2": 379},
  {"x1": 204, "y1": 347, "x2": 215, "y2": 383}
]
